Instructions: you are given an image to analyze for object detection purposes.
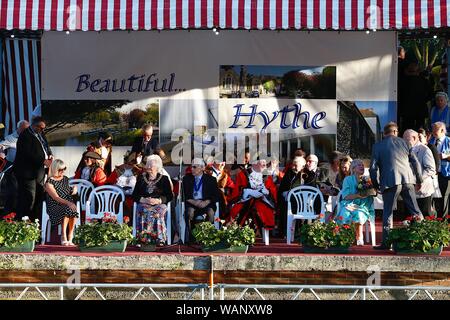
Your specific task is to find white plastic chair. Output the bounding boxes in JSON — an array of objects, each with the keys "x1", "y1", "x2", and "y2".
[
  {"x1": 177, "y1": 201, "x2": 220, "y2": 244},
  {"x1": 335, "y1": 190, "x2": 376, "y2": 246},
  {"x1": 69, "y1": 179, "x2": 95, "y2": 226},
  {"x1": 132, "y1": 202, "x2": 172, "y2": 244},
  {"x1": 286, "y1": 186, "x2": 324, "y2": 244},
  {"x1": 41, "y1": 201, "x2": 62, "y2": 245},
  {"x1": 85, "y1": 185, "x2": 125, "y2": 223}
]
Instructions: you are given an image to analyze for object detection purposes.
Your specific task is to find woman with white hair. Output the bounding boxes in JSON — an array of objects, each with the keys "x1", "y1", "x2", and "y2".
[
  {"x1": 335, "y1": 159, "x2": 375, "y2": 246},
  {"x1": 430, "y1": 92, "x2": 449, "y2": 131},
  {"x1": 44, "y1": 159, "x2": 79, "y2": 246},
  {"x1": 132, "y1": 155, "x2": 173, "y2": 246}
]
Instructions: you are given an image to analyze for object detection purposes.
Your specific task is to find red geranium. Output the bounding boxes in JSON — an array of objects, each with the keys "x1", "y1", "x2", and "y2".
[
  {"x1": 343, "y1": 225, "x2": 350, "y2": 229},
  {"x1": 3, "y1": 212, "x2": 16, "y2": 223}
]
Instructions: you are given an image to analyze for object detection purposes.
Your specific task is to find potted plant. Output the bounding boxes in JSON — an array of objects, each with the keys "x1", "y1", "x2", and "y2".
[
  {"x1": 137, "y1": 230, "x2": 158, "y2": 252},
  {"x1": 192, "y1": 220, "x2": 255, "y2": 253},
  {"x1": 300, "y1": 220, "x2": 355, "y2": 253},
  {"x1": 73, "y1": 213, "x2": 133, "y2": 252},
  {"x1": 387, "y1": 215, "x2": 450, "y2": 255},
  {"x1": 0, "y1": 213, "x2": 40, "y2": 252}
]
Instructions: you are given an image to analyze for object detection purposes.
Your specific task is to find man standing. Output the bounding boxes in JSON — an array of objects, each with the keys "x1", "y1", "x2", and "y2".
[
  {"x1": 0, "y1": 120, "x2": 29, "y2": 214},
  {"x1": 131, "y1": 124, "x2": 165, "y2": 161},
  {"x1": 14, "y1": 117, "x2": 52, "y2": 220},
  {"x1": 0, "y1": 120, "x2": 29, "y2": 163},
  {"x1": 370, "y1": 122, "x2": 424, "y2": 249},
  {"x1": 428, "y1": 121, "x2": 450, "y2": 217}
]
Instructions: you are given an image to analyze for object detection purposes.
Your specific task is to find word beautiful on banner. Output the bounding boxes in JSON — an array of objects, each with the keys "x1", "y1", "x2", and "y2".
[
  {"x1": 220, "y1": 99, "x2": 338, "y2": 135},
  {"x1": 75, "y1": 73, "x2": 183, "y2": 94}
]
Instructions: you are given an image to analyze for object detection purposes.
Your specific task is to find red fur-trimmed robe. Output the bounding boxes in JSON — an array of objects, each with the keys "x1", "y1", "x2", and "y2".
[{"x1": 229, "y1": 168, "x2": 278, "y2": 230}]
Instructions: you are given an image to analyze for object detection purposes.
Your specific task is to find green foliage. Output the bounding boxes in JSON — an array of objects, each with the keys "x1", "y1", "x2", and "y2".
[
  {"x1": 300, "y1": 220, "x2": 355, "y2": 248},
  {"x1": 387, "y1": 216, "x2": 450, "y2": 252},
  {"x1": 401, "y1": 38, "x2": 446, "y2": 71},
  {"x1": 192, "y1": 221, "x2": 256, "y2": 248},
  {"x1": 0, "y1": 218, "x2": 40, "y2": 247},
  {"x1": 73, "y1": 220, "x2": 133, "y2": 247}
]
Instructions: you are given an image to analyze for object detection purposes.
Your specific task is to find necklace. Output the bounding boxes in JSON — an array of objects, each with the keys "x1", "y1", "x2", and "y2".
[
  {"x1": 143, "y1": 173, "x2": 162, "y2": 194},
  {"x1": 193, "y1": 176, "x2": 203, "y2": 198}
]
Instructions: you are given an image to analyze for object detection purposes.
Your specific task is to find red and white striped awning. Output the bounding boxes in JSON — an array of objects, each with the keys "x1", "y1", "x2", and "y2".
[{"x1": 0, "y1": 0, "x2": 448, "y2": 31}]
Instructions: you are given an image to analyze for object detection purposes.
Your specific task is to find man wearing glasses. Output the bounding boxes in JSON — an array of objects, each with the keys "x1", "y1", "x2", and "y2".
[
  {"x1": 14, "y1": 116, "x2": 53, "y2": 220},
  {"x1": 131, "y1": 124, "x2": 165, "y2": 162},
  {"x1": 182, "y1": 158, "x2": 220, "y2": 242}
]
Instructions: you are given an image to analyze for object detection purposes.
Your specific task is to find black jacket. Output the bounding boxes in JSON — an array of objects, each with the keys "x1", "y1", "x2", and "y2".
[
  {"x1": 131, "y1": 137, "x2": 161, "y2": 157},
  {"x1": 14, "y1": 127, "x2": 52, "y2": 180},
  {"x1": 182, "y1": 174, "x2": 220, "y2": 207},
  {"x1": 132, "y1": 173, "x2": 173, "y2": 204}
]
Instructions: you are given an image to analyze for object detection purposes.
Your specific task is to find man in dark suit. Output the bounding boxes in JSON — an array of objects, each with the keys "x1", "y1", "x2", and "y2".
[
  {"x1": 131, "y1": 124, "x2": 165, "y2": 160},
  {"x1": 370, "y1": 122, "x2": 424, "y2": 249},
  {"x1": 182, "y1": 158, "x2": 220, "y2": 242},
  {"x1": 14, "y1": 116, "x2": 53, "y2": 220}
]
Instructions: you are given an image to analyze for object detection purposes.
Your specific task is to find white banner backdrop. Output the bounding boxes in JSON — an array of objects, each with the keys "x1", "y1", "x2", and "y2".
[{"x1": 41, "y1": 30, "x2": 396, "y2": 101}]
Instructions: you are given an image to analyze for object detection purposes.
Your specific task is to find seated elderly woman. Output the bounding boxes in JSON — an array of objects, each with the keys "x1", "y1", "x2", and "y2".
[
  {"x1": 132, "y1": 155, "x2": 173, "y2": 246},
  {"x1": 74, "y1": 151, "x2": 107, "y2": 187},
  {"x1": 44, "y1": 159, "x2": 79, "y2": 246},
  {"x1": 335, "y1": 159, "x2": 375, "y2": 246}
]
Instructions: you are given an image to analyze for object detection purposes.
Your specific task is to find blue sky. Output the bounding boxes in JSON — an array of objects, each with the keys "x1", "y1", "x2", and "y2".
[
  {"x1": 229, "y1": 65, "x2": 326, "y2": 77},
  {"x1": 354, "y1": 101, "x2": 397, "y2": 129}
]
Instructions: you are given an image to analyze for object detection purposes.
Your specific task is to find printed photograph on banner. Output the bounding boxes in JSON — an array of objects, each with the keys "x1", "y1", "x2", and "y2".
[
  {"x1": 219, "y1": 65, "x2": 336, "y2": 99},
  {"x1": 42, "y1": 99, "x2": 160, "y2": 147},
  {"x1": 159, "y1": 99, "x2": 219, "y2": 165},
  {"x1": 352, "y1": 101, "x2": 398, "y2": 141},
  {"x1": 336, "y1": 101, "x2": 389, "y2": 160}
]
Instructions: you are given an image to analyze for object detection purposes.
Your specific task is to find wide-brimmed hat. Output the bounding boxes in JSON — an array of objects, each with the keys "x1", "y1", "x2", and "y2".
[{"x1": 84, "y1": 151, "x2": 102, "y2": 160}]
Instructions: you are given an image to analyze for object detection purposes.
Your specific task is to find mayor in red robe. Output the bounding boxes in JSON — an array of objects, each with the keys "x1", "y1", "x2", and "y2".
[{"x1": 229, "y1": 159, "x2": 277, "y2": 231}]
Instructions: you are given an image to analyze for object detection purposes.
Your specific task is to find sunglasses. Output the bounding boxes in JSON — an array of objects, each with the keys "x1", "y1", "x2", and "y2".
[{"x1": 58, "y1": 167, "x2": 67, "y2": 172}]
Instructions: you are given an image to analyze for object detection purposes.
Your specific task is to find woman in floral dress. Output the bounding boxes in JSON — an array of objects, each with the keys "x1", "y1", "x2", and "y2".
[{"x1": 132, "y1": 155, "x2": 173, "y2": 246}]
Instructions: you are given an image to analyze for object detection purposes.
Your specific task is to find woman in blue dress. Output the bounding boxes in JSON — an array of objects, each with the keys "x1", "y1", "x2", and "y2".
[{"x1": 335, "y1": 159, "x2": 375, "y2": 246}]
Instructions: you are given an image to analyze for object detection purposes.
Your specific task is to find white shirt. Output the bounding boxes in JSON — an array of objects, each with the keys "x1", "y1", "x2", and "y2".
[{"x1": 0, "y1": 131, "x2": 19, "y2": 162}]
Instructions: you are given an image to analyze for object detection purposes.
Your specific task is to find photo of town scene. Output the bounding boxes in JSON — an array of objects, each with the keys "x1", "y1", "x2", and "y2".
[
  {"x1": 42, "y1": 99, "x2": 160, "y2": 146},
  {"x1": 353, "y1": 101, "x2": 397, "y2": 142},
  {"x1": 219, "y1": 65, "x2": 336, "y2": 99}
]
